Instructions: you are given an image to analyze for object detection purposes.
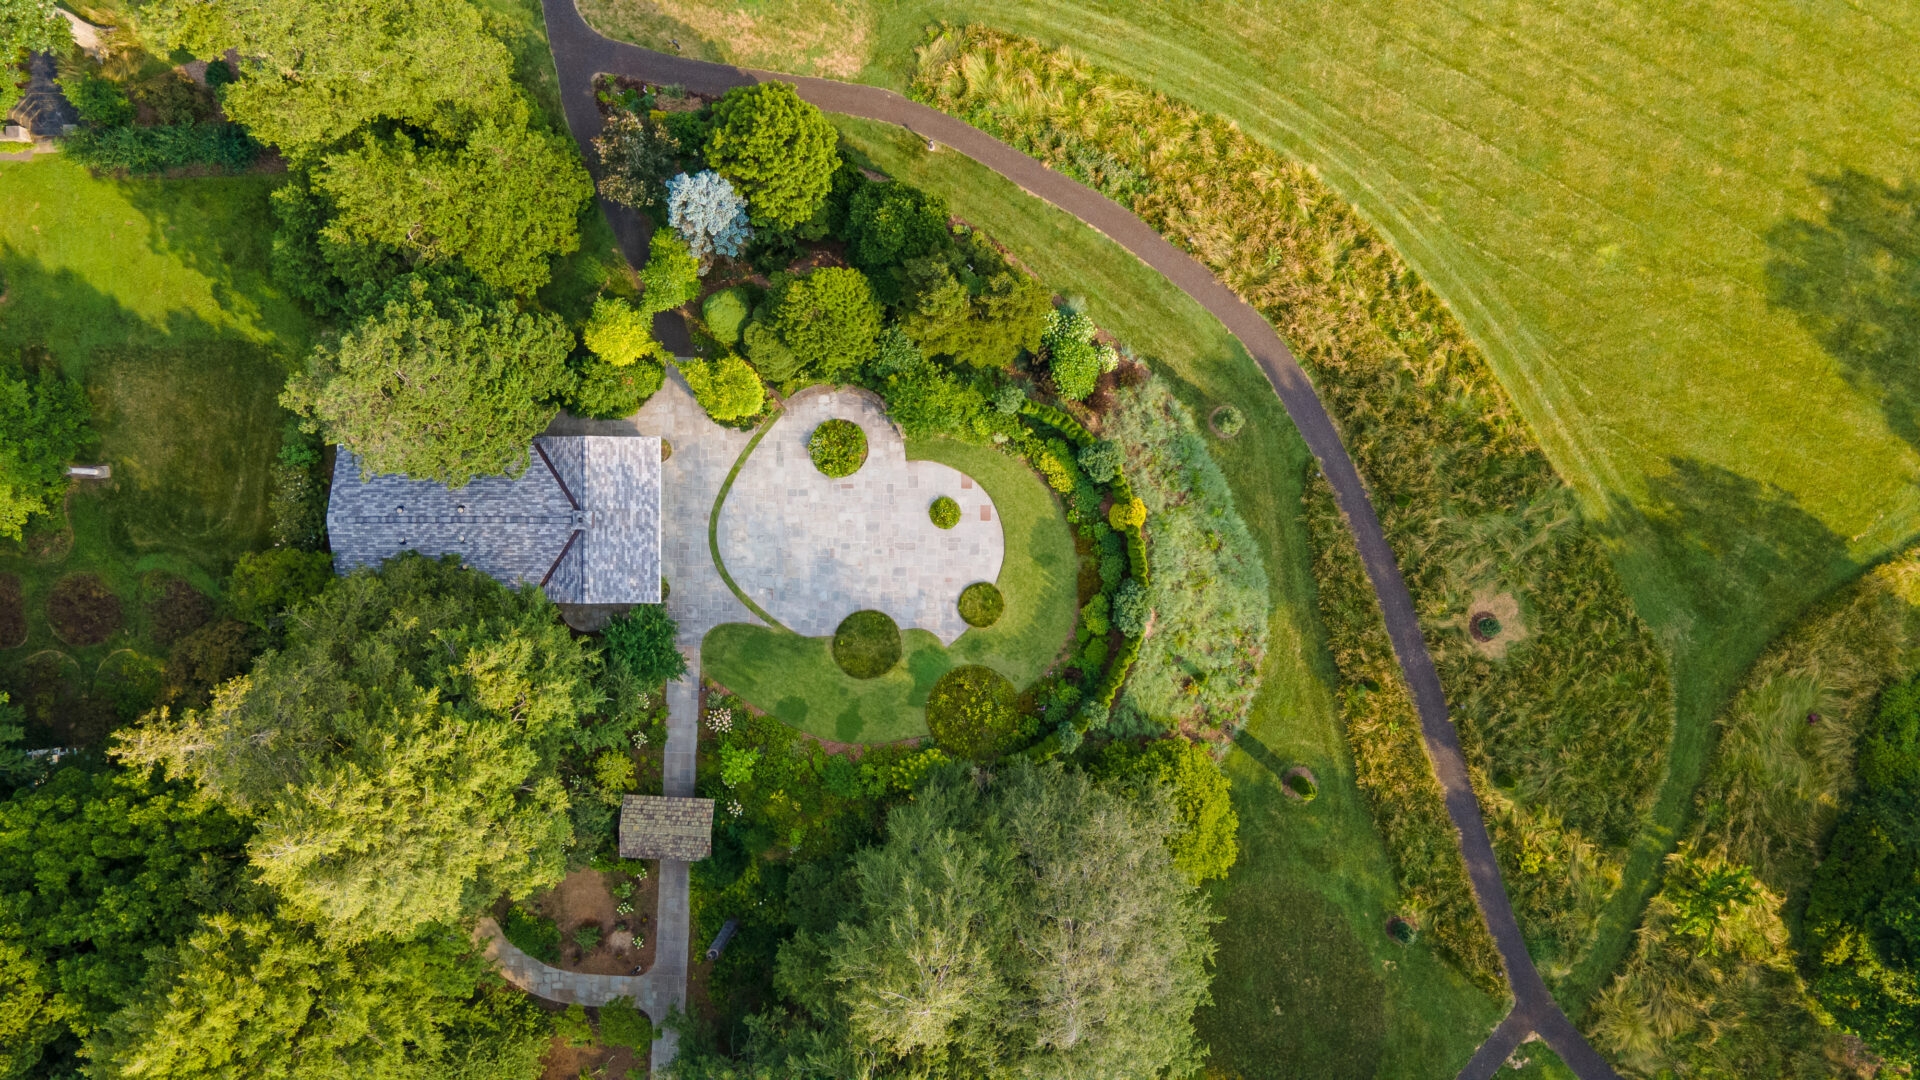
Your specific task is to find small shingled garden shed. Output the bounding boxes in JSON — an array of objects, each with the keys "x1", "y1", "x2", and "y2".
[{"x1": 618, "y1": 795, "x2": 715, "y2": 860}]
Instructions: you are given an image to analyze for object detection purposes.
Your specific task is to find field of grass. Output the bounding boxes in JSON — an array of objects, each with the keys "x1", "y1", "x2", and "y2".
[
  {"x1": 582, "y1": 0, "x2": 1920, "y2": 1013},
  {"x1": 0, "y1": 157, "x2": 315, "y2": 742},
  {"x1": 826, "y1": 115, "x2": 1506, "y2": 1077},
  {"x1": 702, "y1": 434, "x2": 1077, "y2": 744}
]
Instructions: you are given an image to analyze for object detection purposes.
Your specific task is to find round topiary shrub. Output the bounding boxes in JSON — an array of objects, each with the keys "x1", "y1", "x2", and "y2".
[
  {"x1": 957, "y1": 581, "x2": 1004, "y2": 628},
  {"x1": 1283, "y1": 766, "x2": 1319, "y2": 803},
  {"x1": 1386, "y1": 916, "x2": 1418, "y2": 946},
  {"x1": 47, "y1": 573, "x2": 123, "y2": 646},
  {"x1": 929, "y1": 495, "x2": 960, "y2": 530},
  {"x1": 809, "y1": 419, "x2": 867, "y2": 478},
  {"x1": 926, "y1": 664, "x2": 1024, "y2": 760},
  {"x1": 1210, "y1": 404, "x2": 1246, "y2": 439},
  {"x1": 702, "y1": 287, "x2": 751, "y2": 346},
  {"x1": 832, "y1": 609, "x2": 901, "y2": 679}
]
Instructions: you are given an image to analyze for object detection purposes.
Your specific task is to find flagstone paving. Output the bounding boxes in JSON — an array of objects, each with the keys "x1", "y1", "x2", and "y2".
[{"x1": 717, "y1": 386, "x2": 1002, "y2": 644}]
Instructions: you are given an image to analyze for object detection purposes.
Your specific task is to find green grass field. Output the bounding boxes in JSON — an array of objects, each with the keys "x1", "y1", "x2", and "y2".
[
  {"x1": 702, "y1": 434, "x2": 1078, "y2": 744},
  {"x1": 824, "y1": 115, "x2": 1506, "y2": 1077},
  {"x1": 0, "y1": 157, "x2": 315, "y2": 741}
]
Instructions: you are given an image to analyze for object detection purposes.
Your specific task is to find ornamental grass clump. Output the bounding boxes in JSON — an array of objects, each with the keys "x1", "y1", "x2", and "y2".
[
  {"x1": 807, "y1": 419, "x2": 867, "y2": 478},
  {"x1": 928, "y1": 495, "x2": 960, "y2": 529}
]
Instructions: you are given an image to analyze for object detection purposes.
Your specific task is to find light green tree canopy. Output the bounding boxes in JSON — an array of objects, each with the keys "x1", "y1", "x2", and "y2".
[
  {"x1": 638, "y1": 229, "x2": 701, "y2": 314},
  {"x1": 680, "y1": 353, "x2": 765, "y2": 422},
  {"x1": 704, "y1": 82, "x2": 840, "y2": 230},
  {"x1": 314, "y1": 121, "x2": 592, "y2": 295},
  {"x1": 765, "y1": 267, "x2": 882, "y2": 383},
  {"x1": 281, "y1": 278, "x2": 575, "y2": 487},
  {"x1": 0, "y1": 360, "x2": 91, "y2": 540},
  {"x1": 114, "y1": 555, "x2": 600, "y2": 940},
  {"x1": 86, "y1": 912, "x2": 549, "y2": 1080},
  {"x1": 762, "y1": 761, "x2": 1215, "y2": 1079},
  {"x1": 583, "y1": 297, "x2": 666, "y2": 368},
  {"x1": 143, "y1": 0, "x2": 518, "y2": 159}
]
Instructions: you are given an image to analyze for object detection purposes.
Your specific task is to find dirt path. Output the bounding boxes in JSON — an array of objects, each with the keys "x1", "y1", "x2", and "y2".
[{"x1": 536, "y1": 2, "x2": 1620, "y2": 1076}]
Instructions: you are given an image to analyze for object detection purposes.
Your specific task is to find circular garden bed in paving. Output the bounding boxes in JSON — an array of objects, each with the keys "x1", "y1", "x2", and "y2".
[
  {"x1": 808, "y1": 418, "x2": 867, "y2": 478},
  {"x1": 831, "y1": 609, "x2": 902, "y2": 679},
  {"x1": 926, "y1": 664, "x2": 1025, "y2": 760},
  {"x1": 929, "y1": 495, "x2": 960, "y2": 529},
  {"x1": 957, "y1": 581, "x2": 1004, "y2": 628},
  {"x1": 47, "y1": 574, "x2": 123, "y2": 646}
]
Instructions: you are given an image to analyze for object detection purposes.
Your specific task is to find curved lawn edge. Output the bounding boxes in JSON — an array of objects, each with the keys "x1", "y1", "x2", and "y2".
[
  {"x1": 536, "y1": 4, "x2": 1617, "y2": 1077},
  {"x1": 706, "y1": 404, "x2": 789, "y2": 633}
]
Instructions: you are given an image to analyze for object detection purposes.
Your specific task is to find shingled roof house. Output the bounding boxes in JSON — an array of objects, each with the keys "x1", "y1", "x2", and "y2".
[{"x1": 327, "y1": 435, "x2": 663, "y2": 603}]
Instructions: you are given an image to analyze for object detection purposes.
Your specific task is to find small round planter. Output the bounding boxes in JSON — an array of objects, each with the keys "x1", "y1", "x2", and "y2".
[
  {"x1": 1468, "y1": 611, "x2": 1502, "y2": 642},
  {"x1": 809, "y1": 419, "x2": 868, "y2": 478},
  {"x1": 1386, "y1": 915, "x2": 1419, "y2": 946},
  {"x1": 929, "y1": 495, "x2": 961, "y2": 530}
]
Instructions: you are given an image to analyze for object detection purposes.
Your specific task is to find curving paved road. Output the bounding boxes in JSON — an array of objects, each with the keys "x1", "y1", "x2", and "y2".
[{"x1": 537, "y1": 2, "x2": 1620, "y2": 1076}]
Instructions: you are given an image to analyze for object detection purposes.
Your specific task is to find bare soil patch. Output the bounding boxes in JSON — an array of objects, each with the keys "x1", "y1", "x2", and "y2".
[
  {"x1": 1462, "y1": 590, "x2": 1527, "y2": 660},
  {"x1": 536, "y1": 866, "x2": 659, "y2": 976},
  {"x1": 47, "y1": 574, "x2": 123, "y2": 646},
  {"x1": 0, "y1": 574, "x2": 25, "y2": 648},
  {"x1": 539, "y1": 1037, "x2": 641, "y2": 1080}
]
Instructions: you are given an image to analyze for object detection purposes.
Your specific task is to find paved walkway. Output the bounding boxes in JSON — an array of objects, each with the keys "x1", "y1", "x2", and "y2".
[
  {"x1": 538, "y1": 3, "x2": 1620, "y2": 1076},
  {"x1": 717, "y1": 386, "x2": 1000, "y2": 644}
]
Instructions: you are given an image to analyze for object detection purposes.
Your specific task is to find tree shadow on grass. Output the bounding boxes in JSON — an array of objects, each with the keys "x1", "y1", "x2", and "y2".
[{"x1": 1766, "y1": 169, "x2": 1920, "y2": 454}]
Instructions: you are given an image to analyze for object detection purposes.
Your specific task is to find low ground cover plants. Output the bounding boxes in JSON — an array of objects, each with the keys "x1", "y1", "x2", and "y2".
[
  {"x1": 925, "y1": 663, "x2": 1026, "y2": 759},
  {"x1": 1590, "y1": 549, "x2": 1920, "y2": 1077},
  {"x1": 807, "y1": 418, "x2": 867, "y2": 477},
  {"x1": 916, "y1": 26, "x2": 1673, "y2": 991}
]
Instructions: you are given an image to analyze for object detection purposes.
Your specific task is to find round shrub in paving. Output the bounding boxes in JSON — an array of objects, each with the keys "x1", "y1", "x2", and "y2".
[
  {"x1": 926, "y1": 664, "x2": 1024, "y2": 760},
  {"x1": 832, "y1": 609, "x2": 901, "y2": 679},
  {"x1": 0, "y1": 574, "x2": 24, "y2": 648},
  {"x1": 47, "y1": 573, "x2": 123, "y2": 646},
  {"x1": 808, "y1": 419, "x2": 867, "y2": 478},
  {"x1": 929, "y1": 495, "x2": 960, "y2": 530},
  {"x1": 957, "y1": 581, "x2": 1004, "y2": 628}
]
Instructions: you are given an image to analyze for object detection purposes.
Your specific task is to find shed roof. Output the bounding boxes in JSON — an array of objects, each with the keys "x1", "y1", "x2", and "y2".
[
  {"x1": 618, "y1": 795, "x2": 715, "y2": 861},
  {"x1": 326, "y1": 435, "x2": 661, "y2": 603}
]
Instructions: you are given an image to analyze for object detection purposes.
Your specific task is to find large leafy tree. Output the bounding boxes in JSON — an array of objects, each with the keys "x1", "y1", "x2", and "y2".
[
  {"x1": 114, "y1": 555, "x2": 599, "y2": 941},
  {"x1": 313, "y1": 120, "x2": 592, "y2": 295},
  {"x1": 1803, "y1": 676, "x2": 1920, "y2": 1064},
  {"x1": 704, "y1": 82, "x2": 840, "y2": 230},
  {"x1": 764, "y1": 267, "x2": 882, "y2": 383},
  {"x1": 143, "y1": 0, "x2": 517, "y2": 160},
  {"x1": 282, "y1": 277, "x2": 575, "y2": 486},
  {"x1": 86, "y1": 913, "x2": 548, "y2": 1080},
  {"x1": 0, "y1": 360, "x2": 91, "y2": 540},
  {"x1": 0, "y1": 765, "x2": 249, "y2": 1079},
  {"x1": 713, "y1": 762, "x2": 1214, "y2": 1079}
]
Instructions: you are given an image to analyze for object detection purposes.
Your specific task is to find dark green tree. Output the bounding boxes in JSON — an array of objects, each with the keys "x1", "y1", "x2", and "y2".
[
  {"x1": 0, "y1": 359, "x2": 91, "y2": 540},
  {"x1": 282, "y1": 278, "x2": 575, "y2": 486},
  {"x1": 844, "y1": 181, "x2": 951, "y2": 271},
  {"x1": 1803, "y1": 676, "x2": 1920, "y2": 1064},
  {"x1": 602, "y1": 605, "x2": 687, "y2": 686},
  {"x1": 704, "y1": 82, "x2": 840, "y2": 230},
  {"x1": 114, "y1": 554, "x2": 600, "y2": 941},
  {"x1": 0, "y1": 764, "x2": 249, "y2": 1078}
]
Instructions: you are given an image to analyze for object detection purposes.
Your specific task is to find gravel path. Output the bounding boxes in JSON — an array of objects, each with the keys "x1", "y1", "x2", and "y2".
[{"x1": 536, "y1": 2, "x2": 1622, "y2": 1076}]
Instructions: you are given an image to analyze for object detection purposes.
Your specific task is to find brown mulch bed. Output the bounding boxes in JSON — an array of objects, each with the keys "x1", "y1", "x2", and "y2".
[
  {"x1": 46, "y1": 574, "x2": 123, "y2": 646},
  {"x1": 145, "y1": 575, "x2": 213, "y2": 646},
  {"x1": 0, "y1": 573, "x2": 25, "y2": 648},
  {"x1": 537, "y1": 866, "x2": 660, "y2": 977},
  {"x1": 538, "y1": 1038, "x2": 641, "y2": 1080}
]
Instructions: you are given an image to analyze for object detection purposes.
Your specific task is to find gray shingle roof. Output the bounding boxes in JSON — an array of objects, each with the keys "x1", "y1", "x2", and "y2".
[
  {"x1": 618, "y1": 795, "x2": 715, "y2": 860},
  {"x1": 327, "y1": 436, "x2": 661, "y2": 603}
]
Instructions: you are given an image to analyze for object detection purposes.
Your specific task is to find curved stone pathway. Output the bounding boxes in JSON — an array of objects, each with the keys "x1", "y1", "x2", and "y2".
[
  {"x1": 537, "y1": 3, "x2": 1620, "y2": 1076},
  {"x1": 717, "y1": 386, "x2": 1001, "y2": 643}
]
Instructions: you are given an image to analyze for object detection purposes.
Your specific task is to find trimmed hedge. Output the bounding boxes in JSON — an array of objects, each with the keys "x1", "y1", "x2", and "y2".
[
  {"x1": 808, "y1": 418, "x2": 867, "y2": 478},
  {"x1": 65, "y1": 122, "x2": 261, "y2": 176},
  {"x1": 929, "y1": 495, "x2": 960, "y2": 529},
  {"x1": 957, "y1": 581, "x2": 1003, "y2": 627},
  {"x1": 831, "y1": 609, "x2": 901, "y2": 679}
]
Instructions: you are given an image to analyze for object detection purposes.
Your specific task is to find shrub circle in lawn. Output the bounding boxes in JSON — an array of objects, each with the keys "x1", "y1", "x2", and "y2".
[
  {"x1": 1386, "y1": 915, "x2": 1419, "y2": 946},
  {"x1": 1282, "y1": 765, "x2": 1319, "y2": 803},
  {"x1": 47, "y1": 573, "x2": 123, "y2": 647},
  {"x1": 1469, "y1": 611, "x2": 1502, "y2": 642},
  {"x1": 926, "y1": 664, "x2": 1024, "y2": 760},
  {"x1": 808, "y1": 418, "x2": 867, "y2": 478},
  {"x1": 832, "y1": 609, "x2": 901, "y2": 679},
  {"x1": 929, "y1": 495, "x2": 960, "y2": 530},
  {"x1": 957, "y1": 581, "x2": 1004, "y2": 628},
  {"x1": 0, "y1": 573, "x2": 24, "y2": 649},
  {"x1": 1209, "y1": 404, "x2": 1246, "y2": 439}
]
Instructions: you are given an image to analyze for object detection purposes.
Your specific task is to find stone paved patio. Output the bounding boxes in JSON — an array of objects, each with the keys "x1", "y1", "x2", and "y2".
[{"x1": 716, "y1": 386, "x2": 1003, "y2": 644}]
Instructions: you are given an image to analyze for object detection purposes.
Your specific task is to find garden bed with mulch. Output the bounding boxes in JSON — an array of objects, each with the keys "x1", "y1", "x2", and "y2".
[
  {"x1": 46, "y1": 573, "x2": 123, "y2": 646},
  {"x1": 0, "y1": 574, "x2": 24, "y2": 648}
]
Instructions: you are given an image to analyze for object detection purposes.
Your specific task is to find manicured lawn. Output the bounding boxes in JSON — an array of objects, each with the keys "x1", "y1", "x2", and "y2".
[
  {"x1": 826, "y1": 115, "x2": 1505, "y2": 1076},
  {"x1": 701, "y1": 434, "x2": 1078, "y2": 744},
  {"x1": 0, "y1": 157, "x2": 315, "y2": 741}
]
